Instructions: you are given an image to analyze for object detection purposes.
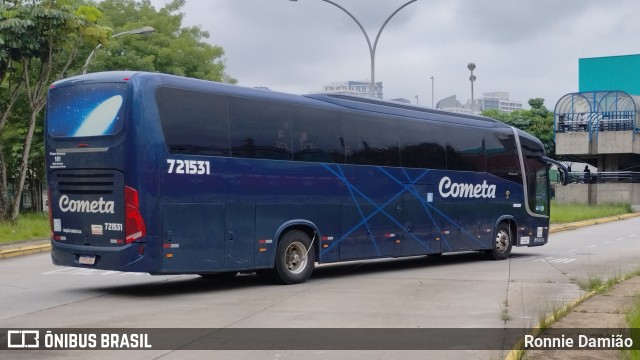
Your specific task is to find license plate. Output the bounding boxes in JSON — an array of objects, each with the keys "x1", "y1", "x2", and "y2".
[{"x1": 78, "y1": 255, "x2": 96, "y2": 265}]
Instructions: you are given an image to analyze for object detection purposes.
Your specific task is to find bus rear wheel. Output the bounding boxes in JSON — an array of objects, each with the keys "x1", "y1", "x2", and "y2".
[
  {"x1": 490, "y1": 223, "x2": 512, "y2": 260},
  {"x1": 271, "y1": 230, "x2": 315, "y2": 285}
]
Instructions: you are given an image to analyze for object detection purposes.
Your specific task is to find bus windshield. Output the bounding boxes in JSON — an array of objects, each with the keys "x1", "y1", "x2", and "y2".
[{"x1": 47, "y1": 83, "x2": 127, "y2": 137}]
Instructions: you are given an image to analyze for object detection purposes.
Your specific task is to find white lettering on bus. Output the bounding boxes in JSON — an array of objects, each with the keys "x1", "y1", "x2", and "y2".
[
  {"x1": 438, "y1": 176, "x2": 496, "y2": 199},
  {"x1": 59, "y1": 195, "x2": 115, "y2": 214}
]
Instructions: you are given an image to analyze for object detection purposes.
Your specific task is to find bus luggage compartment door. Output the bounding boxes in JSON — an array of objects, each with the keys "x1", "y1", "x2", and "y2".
[
  {"x1": 161, "y1": 203, "x2": 225, "y2": 272},
  {"x1": 401, "y1": 183, "x2": 437, "y2": 256}
]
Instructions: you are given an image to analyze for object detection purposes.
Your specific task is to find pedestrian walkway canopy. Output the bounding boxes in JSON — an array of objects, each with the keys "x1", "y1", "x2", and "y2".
[{"x1": 554, "y1": 91, "x2": 640, "y2": 134}]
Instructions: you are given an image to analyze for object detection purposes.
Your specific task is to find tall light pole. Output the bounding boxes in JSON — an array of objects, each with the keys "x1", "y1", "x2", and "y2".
[
  {"x1": 289, "y1": 0, "x2": 418, "y2": 98},
  {"x1": 430, "y1": 75, "x2": 434, "y2": 108},
  {"x1": 82, "y1": 26, "x2": 155, "y2": 75},
  {"x1": 467, "y1": 62, "x2": 476, "y2": 114}
]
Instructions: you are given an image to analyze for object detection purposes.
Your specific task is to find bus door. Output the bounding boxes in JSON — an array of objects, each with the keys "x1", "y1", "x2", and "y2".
[
  {"x1": 401, "y1": 183, "x2": 438, "y2": 256},
  {"x1": 161, "y1": 203, "x2": 226, "y2": 272}
]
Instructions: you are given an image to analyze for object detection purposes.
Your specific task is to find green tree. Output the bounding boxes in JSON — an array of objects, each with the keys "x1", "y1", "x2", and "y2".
[
  {"x1": 86, "y1": 0, "x2": 236, "y2": 83},
  {"x1": 1, "y1": 0, "x2": 235, "y2": 220},
  {"x1": 0, "y1": 0, "x2": 105, "y2": 221},
  {"x1": 482, "y1": 98, "x2": 556, "y2": 157}
]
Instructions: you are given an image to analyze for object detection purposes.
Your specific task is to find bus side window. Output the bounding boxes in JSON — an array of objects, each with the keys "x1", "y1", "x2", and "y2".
[
  {"x1": 398, "y1": 119, "x2": 446, "y2": 170},
  {"x1": 228, "y1": 97, "x2": 292, "y2": 160},
  {"x1": 446, "y1": 125, "x2": 486, "y2": 172},
  {"x1": 291, "y1": 107, "x2": 342, "y2": 163},
  {"x1": 156, "y1": 87, "x2": 230, "y2": 156},
  {"x1": 342, "y1": 113, "x2": 399, "y2": 167},
  {"x1": 485, "y1": 130, "x2": 521, "y2": 183}
]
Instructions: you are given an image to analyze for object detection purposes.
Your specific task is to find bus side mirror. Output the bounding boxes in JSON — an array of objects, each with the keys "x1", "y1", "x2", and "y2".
[{"x1": 540, "y1": 156, "x2": 568, "y2": 186}]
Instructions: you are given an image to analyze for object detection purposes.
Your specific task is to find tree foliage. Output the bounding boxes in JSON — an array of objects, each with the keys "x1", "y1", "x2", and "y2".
[
  {"x1": 1, "y1": 0, "x2": 106, "y2": 220},
  {"x1": 0, "y1": 0, "x2": 236, "y2": 220},
  {"x1": 86, "y1": 0, "x2": 236, "y2": 82},
  {"x1": 482, "y1": 98, "x2": 556, "y2": 157}
]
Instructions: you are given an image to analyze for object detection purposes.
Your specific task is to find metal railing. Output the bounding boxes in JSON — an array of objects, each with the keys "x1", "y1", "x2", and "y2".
[
  {"x1": 556, "y1": 113, "x2": 635, "y2": 133},
  {"x1": 562, "y1": 171, "x2": 640, "y2": 184}
]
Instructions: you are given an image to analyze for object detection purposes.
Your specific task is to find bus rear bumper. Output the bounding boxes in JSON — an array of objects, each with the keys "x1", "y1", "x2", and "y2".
[{"x1": 51, "y1": 239, "x2": 148, "y2": 272}]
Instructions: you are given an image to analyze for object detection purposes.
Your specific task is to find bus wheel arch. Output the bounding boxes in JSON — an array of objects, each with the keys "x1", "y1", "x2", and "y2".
[
  {"x1": 490, "y1": 219, "x2": 515, "y2": 260},
  {"x1": 269, "y1": 221, "x2": 319, "y2": 284}
]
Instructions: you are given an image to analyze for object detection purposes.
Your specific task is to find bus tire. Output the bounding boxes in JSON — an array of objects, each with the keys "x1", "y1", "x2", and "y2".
[
  {"x1": 491, "y1": 223, "x2": 512, "y2": 260},
  {"x1": 272, "y1": 230, "x2": 315, "y2": 285}
]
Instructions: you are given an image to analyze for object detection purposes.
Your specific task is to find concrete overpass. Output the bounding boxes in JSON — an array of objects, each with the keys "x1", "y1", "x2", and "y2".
[{"x1": 554, "y1": 91, "x2": 640, "y2": 210}]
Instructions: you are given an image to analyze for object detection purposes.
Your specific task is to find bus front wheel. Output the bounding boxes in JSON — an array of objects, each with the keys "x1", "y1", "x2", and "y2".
[
  {"x1": 491, "y1": 223, "x2": 512, "y2": 260},
  {"x1": 271, "y1": 230, "x2": 315, "y2": 285}
]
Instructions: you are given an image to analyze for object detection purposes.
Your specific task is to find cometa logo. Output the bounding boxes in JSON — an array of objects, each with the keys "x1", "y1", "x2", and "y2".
[
  {"x1": 59, "y1": 195, "x2": 115, "y2": 214},
  {"x1": 438, "y1": 176, "x2": 496, "y2": 199}
]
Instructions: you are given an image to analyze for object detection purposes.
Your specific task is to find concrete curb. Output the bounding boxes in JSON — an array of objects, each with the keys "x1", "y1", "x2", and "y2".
[
  {"x1": 0, "y1": 243, "x2": 51, "y2": 260},
  {"x1": 549, "y1": 212, "x2": 640, "y2": 233}
]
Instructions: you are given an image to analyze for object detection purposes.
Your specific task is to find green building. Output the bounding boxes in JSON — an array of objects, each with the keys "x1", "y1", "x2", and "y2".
[{"x1": 579, "y1": 54, "x2": 640, "y2": 95}]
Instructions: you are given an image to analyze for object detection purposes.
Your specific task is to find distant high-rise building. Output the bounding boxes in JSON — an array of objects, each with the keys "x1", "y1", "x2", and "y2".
[
  {"x1": 321, "y1": 80, "x2": 383, "y2": 98},
  {"x1": 436, "y1": 92, "x2": 522, "y2": 114},
  {"x1": 480, "y1": 92, "x2": 523, "y2": 113},
  {"x1": 436, "y1": 95, "x2": 471, "y2": 114}
]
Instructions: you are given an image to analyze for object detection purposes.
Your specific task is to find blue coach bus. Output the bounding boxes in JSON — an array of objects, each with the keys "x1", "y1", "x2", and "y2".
[{"x1": 45, "y1": 71, "x2": 566, "y2": 284}]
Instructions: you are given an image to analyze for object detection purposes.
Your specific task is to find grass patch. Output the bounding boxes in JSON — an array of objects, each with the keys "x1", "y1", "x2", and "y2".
[
  {"x1": 550, "y1": 201, "x2": 632, "y2": 224},
  {"x1": 0, "y1": 213, "x2": 50, "y2": 244},
  {"x1": 574, "y1": 272, "x2": 620, "y2": 294},
  {"x1": 623, "y1": 300, "x2": 640, "y2": 360}
]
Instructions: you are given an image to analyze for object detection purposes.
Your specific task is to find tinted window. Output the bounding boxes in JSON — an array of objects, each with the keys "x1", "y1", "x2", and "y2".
[
  {"x1": 48, "y1": 83, "x2": 127, "y2": 137},
  {"x1": 343, "y1": 113, "x2": 399, "y2": 166},
  {"x1": 399, "y1": 119, "x2": 447, "y2": 169},
  {"x1": 486, "y1": 129, "x2": 521, "y2": 183},
  {"x1": 291, "y1": 106, "x2": 343, "y2": 163},
  {"x1": 229, "y1": 97, "x2": 292, "y2": 160},
  {"x1": 156, "y1": 87, "x2": 230, "y2": 156},
  {"x1": 521, "y1": 136, "x2": 549, "y2": 216},
  {"x1": 446, "y1": 125, "x2": 486, "y2": 172}
]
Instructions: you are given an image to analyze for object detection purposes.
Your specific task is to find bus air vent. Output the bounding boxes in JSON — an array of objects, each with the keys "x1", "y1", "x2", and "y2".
[{"x1": 56, "y1": 172, "x2": 115, "y2": 195}]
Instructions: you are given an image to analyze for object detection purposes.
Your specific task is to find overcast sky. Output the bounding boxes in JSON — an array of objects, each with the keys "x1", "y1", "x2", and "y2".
[{"x1": 149, "y1": 0, "x2": 640, "y2": 109}]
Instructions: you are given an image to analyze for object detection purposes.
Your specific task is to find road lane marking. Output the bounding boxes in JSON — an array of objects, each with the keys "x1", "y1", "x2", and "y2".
[{"x1": 533, "y1": 256, "x2": 577, "y2": 264}]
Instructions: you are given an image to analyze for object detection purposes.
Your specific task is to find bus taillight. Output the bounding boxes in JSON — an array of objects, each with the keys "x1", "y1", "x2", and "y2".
[
  {"x1": 125, "y1": 186, "x2": 146, "y2": 244},
  {"x1": 47, "y1": 187, "x2": 54, "y2": 238}
]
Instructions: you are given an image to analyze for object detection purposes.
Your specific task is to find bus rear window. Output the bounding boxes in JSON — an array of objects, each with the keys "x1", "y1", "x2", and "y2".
[{"x1": 47, "y1": 83, "x2": 127, "y2": 137}]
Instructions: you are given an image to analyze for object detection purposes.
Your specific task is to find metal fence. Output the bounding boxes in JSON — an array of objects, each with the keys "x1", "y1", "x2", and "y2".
[{"x1": 563, "y1": 171, "x2": 640, "y2": 184}]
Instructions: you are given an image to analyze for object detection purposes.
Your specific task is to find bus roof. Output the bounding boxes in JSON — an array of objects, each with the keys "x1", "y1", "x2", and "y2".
[
  {"x1": 53, "y1": 71, "x2": 512, "y2": 130},
  {"x1": 305, "y1": 93, "x2": 509, "y2": 128}
]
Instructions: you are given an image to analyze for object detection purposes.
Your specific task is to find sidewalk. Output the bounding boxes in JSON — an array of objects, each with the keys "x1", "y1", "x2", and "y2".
[
  {"x1": 518, "y1": 276, "x2": 640, "y2": 359},
  {"x1": 510, "y1": 212, "x2": 640, "y2": 359},
  {"x1": 3, "y1": 213, "x2": 640, "y2": 359}
]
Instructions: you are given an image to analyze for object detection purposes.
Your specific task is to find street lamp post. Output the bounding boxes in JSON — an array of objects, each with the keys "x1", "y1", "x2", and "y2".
[
  {"x1": 82, "y1": 26, "x2": 155, "y2": 75},
  {"x1": 430, "y1": 75, "x2": 434, "y2": 108},
  {"x1": 467, "y1": 63, "x2": 476, "y2": 114},
  {"x1": 290, "y1": 0, "x2": 418, "y2": 98}
]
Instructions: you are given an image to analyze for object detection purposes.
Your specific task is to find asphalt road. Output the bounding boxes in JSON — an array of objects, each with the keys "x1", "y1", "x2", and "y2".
[{"x1": 1, "y1": 217, "x2": 640, "y2": 359}]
